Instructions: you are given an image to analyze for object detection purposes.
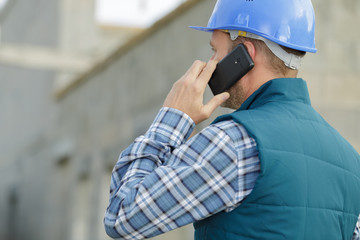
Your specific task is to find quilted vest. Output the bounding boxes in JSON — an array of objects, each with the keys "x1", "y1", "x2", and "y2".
[{"x1": 194, "y1": 78, "x2": 360, "y2": 240}]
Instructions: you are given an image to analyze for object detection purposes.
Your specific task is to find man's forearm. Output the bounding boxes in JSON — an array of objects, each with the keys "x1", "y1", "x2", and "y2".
[
  {"x1": 104, "y1": 108, "x2": 259, "y2": 239},
  {"x1": 104, "y1": 108, "x2": 195, "y2": 239}
]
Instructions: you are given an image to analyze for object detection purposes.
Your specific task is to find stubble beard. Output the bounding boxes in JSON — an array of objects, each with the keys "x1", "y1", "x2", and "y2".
[{"x1": 221, "y1": 81, "x2": 247, "y2": 110}]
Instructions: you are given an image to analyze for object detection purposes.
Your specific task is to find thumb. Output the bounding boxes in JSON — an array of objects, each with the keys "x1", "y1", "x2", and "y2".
[{"x1": 203, "y1": 92, "x2": 230, "y2": 115}]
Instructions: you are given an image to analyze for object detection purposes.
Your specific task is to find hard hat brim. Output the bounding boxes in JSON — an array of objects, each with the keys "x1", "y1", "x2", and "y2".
[
  {"x1": 189, "y1": 26, "x2": 317, "y2": 53},
  {"x1": 189, "y1": 26, "x2": 213, "y2": 32}
]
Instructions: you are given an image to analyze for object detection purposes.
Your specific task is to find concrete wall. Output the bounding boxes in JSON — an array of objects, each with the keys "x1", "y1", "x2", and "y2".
[
  {"x1": 0, "y1": 0, "x2": 59, "y2": 236},
  {"x1": 0, "y1": 0, "x2": 359, "y2": 240},
  {"x1": 1, "y1": 0, "x2": 59, "y2": 47}
]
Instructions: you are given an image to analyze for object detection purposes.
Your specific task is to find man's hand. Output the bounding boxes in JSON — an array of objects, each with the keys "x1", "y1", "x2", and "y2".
[{"x1": 163, "y1": 60, "x2": 230, "y2": 125}]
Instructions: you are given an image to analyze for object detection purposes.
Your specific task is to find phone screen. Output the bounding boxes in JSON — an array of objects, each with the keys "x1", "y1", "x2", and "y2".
[{"x1": 209, "y1": 44, "x2": 254, "y2": 95}]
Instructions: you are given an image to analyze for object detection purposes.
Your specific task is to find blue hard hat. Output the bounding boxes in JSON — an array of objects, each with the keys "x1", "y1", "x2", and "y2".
[{"x1": 190, "y1": 0, "x2": 317, "y2": 53}]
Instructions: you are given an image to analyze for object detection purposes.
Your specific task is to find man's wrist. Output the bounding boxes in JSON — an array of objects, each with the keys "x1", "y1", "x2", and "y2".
[{"x1": 148, "y1": 107, "x2": 195, "y2": 147}]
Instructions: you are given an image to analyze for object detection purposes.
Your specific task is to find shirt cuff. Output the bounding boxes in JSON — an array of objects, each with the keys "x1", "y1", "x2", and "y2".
[{"x1": 147, "y1": 107, "x2": 195, "y2": 147}]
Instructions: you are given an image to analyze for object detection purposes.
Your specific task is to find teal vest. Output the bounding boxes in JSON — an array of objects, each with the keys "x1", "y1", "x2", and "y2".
[{"x1": 194, "y1": 78, "x2": 360, "y2": 240}]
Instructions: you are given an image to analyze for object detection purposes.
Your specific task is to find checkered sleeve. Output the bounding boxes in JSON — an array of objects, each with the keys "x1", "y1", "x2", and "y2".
[
  {"x1": 353, "y1": 215, "x2": 360, "y2": 240},
  {"x1": 104, "y1": 107, "x2": 259, "y2": 239}
]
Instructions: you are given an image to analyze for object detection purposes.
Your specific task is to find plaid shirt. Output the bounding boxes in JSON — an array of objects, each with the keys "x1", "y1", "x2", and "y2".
[
  {"x1": 104, "y1": 107, "x2": 259, "y2": 239},
  {"x1": 104, "y1": 107, "x2": 360, "y2": 239}
]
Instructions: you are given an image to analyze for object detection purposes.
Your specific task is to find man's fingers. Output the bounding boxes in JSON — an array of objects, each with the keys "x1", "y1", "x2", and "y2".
[
  {"x1": 203, "y1": 92, "x2": 230, "y2": 116},
  {"x1": 185, "y1": 60, "x2": 207, "y2": 81},
  {"x1": 201, "y1": 60, "x2": 217, "y2": 81},
  {"x1": 166, "y1": 59, "x2": 224, "y2": 125}
]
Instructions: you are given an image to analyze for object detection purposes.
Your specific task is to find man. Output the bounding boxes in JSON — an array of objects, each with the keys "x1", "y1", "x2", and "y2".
[{"x1": 104, "y1": 0, "x2": 360, "y2": 239}]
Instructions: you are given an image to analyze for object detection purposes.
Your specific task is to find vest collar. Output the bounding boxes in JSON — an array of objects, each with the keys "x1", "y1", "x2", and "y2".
[{"x1": 238, "y1": 78, "x2": 311, "y2": 111}]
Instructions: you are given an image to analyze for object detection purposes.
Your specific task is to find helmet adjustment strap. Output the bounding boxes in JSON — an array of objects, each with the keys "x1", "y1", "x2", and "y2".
[{"x1": 228, "y1": 30, "x2": 302, "y2": 70}]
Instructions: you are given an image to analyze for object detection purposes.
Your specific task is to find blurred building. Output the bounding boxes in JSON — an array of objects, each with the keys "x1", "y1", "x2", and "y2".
[{"x1": 0, "y1": 0, "x2": 359, "y2": 240}]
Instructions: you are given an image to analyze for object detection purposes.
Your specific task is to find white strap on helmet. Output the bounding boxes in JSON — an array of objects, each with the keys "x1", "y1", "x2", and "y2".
[{"x1": 228, "y1": 30, "x2": 302, "y2": 70}]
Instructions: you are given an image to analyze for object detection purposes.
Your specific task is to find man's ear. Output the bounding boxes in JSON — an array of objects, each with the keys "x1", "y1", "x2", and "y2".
[{"x1": 243, "y1": 41, "x2": 256, "y2": 61}]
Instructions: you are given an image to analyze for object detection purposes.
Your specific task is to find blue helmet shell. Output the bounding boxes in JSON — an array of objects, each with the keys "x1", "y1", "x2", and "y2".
[{"x1": 190, "y1": 0, "x2": 317, "y2": 53}]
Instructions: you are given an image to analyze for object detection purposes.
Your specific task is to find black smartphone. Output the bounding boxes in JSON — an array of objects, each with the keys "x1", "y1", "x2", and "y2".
[{"x1": 209, "y1": 44, "x2": 254, "y2": 95}]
